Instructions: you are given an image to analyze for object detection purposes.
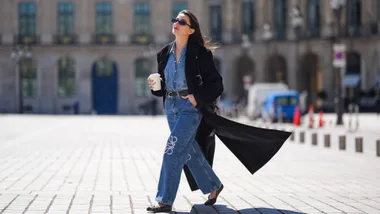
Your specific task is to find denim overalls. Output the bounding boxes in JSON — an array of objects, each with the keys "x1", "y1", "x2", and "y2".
[{"x1": 155, "y1": 44, "x2": 222, "y2": 205}]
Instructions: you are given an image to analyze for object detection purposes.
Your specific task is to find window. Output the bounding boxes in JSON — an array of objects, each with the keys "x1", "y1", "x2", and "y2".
[
  {"x1": 346, "y1": 0, "x2": 361, "y2": 37},
  {"x1": 96, "y1": 57, "x2": 114, "y2": 77},
  {"x1": 58, "y1": 56, "x2": 76, "y2": 97},
  {"x1": 209, "y1": 5, "x2": 222, "y2": 41},
  {"x1": 19, "y1": 58, "x2": 37, "y2": 98},
  {"x1": 135, "y1": 58, "x2": 152, "y2": 97},
  {"x1": 172, "y1": 1, "x2": 188, "y2": 18},
  {"x1": 19, "y1": 2, "x2": 36, "y2": 43},
  {"x1": 273, "y1": 0, "x2": 287, "y2": 40},
  {"x1": 242, "y1": 0, "x2": 254, "y2": 40},
  {"x1": 58, "y1": 2, "x2": 74, "y2": 36},
  {"x1": 134, "y1": 3, "x2": 151, "y2": 35},
  {"x1": 306, "y1": 0, "x2": 320, "y2": 37},
  {"x1": 96, "y1": 2, "x2": 113, "y2": 35}
]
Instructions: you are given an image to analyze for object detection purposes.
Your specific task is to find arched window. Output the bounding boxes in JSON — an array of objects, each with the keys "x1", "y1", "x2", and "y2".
[
  {"x1": 19, "y1": 58, "x2": 37, "y2": 98},
  {"x1": 135, "y1": 58, "x2": 152, "y2": 96},
  {"x1": 58, "y1": 56, "x2": 76, "y2": 97},
  {"x1": 95, "y1": 56, "x2": 114, "y2": 77}
]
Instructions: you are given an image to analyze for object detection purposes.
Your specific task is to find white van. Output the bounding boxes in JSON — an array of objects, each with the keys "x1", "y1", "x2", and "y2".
[{"x1": 246, "y1": 83, "x2": 289, "y2": 119}]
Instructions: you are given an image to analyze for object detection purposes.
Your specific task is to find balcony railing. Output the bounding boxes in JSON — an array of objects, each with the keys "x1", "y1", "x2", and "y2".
[
  {"x1": 16, "y1": 34, "x2": 38, "y2": 45},
  {"x1": 93, "y1": 34, "x2": 115, "y2": 45},
  {"x1": 55, "y1": 34, "x2": 77, "y2": 45},
  {"x1": 131, "y1": 34, "x2": 153, "y2": 45}
]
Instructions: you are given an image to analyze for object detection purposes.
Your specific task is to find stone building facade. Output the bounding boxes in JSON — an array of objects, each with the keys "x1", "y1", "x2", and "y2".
[{"x1": 0, "y1": 0, "x2": 379, "y2": 114}]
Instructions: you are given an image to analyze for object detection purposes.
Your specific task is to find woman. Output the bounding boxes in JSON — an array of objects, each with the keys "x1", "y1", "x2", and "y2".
[{"x1": 146, "y1": 10, "x2": 224, "y2": 213}]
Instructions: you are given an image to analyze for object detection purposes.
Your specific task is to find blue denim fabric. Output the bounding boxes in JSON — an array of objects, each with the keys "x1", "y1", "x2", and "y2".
[
  {"x1": 164, "y1": 44, "x2": 188, "y2": 92},
  {"x1": 155, "y1": 97, "x2": 222, "y2": 206}
]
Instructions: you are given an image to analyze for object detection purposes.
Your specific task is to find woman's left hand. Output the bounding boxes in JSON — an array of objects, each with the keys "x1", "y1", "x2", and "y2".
[{"x1": 182, "y1": 94, "x2": 197, "y2": 107}]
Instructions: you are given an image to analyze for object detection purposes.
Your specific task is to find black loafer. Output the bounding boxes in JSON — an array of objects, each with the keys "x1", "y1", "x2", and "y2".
[
  {"x1": 146, "y1": 204, "x2": 172, "y2": 213},
  {"x1": 204, "y1": 184, "x2": 224, "y2": 206}
]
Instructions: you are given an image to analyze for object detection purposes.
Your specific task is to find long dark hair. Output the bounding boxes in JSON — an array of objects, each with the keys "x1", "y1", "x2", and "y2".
[{"x1": 179, "y1": 10, "x2": 218, "y2": 51}]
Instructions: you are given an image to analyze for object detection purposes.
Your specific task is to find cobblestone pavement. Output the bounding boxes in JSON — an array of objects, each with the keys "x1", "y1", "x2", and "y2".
[{"x1": 0, "y1": 115, "x2": 379, "y2": 214}]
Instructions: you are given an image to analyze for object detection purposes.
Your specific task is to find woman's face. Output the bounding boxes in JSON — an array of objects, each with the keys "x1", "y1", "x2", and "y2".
[{"x1": 172, "y1": 13, "x2": 194, "y2": 36}]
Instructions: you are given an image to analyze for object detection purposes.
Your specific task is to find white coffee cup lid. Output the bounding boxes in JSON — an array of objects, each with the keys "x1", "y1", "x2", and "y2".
[{"x1": 149, "y1": 73, "x2": 161, "y2": 77}]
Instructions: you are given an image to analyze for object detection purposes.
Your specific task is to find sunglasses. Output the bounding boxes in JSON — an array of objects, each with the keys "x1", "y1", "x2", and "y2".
[{"x1": 171, "y1": 18, "x2": 192, "y2": 28}]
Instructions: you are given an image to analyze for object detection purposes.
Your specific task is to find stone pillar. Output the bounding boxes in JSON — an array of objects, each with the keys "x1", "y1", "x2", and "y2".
[
  {"x1": 151, "y1": 0, "x2": 171, "y2": 44},
  {"x1": 77, "y1": 0, "x2": 93, "y2": 44},
  {"x1": 115, "y1": 0, "x2": 132, "y2": 44},
  {"x1": 188, "y1": 0, "x2": 206, "y2": 33},
  {"x1": 39, "y1": 0, "x2": 53, "y2": 44},
  {"x1": 39, "y1": 54, "x2": 57, "y2": 113},
  {"x1": 222, "y1": 0, "x2": 234, "y2": 43},
  {"x1": 2, "y1": 0, "x2": 14, "y2": 44},
  {"x1": 322, "y1": 0, "x2": 334, "y2": 37},
  {"x1": 255, "y1": 0, "x2": 265, "y2": 40},
  {"x1": 76, "y1": 53, "x2": 94, "y2": 114}
]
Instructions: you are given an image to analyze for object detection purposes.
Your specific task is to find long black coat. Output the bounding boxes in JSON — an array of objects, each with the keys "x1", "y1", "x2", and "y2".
[{"x1": 152, "y1": 41, "x2": 291, "y2": 191}]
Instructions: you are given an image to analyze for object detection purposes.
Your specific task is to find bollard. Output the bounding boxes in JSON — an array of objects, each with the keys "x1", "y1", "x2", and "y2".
[
  {"x1": 290, "y1": 131, "x2": 295, "y2": 142},
  {"x1": 355, "y1": 137, "x2": 363, "y2": 153},
  {"x1": 377, "y1": 140, "x2": 380, "y2": 157},
  {"x1": 299, "y1": 131, "x2": 305, "y2": 143},
  {"x1": 311, "y1": 133, "x2": 318, "y2": 146},
  {"x1": 339, "y1": 136, "x2": 346, "y2": 150},
  {"x1": 324, "y1": 134, "x2": 331, "y2": 148}
]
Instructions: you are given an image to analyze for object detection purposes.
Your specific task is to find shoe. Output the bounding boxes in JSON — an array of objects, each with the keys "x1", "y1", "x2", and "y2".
[
  {"x1": 146, "y1": 204, "x2": 172, "y2": 213},
  {"x1": 204, "y1": 184, "x2": 224, "y2": 206}
]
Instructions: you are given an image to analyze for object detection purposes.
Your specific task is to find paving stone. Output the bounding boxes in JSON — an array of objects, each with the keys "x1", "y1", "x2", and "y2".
[{"x1": 0, "y1": 116, "x2": 379, "y2": 214}]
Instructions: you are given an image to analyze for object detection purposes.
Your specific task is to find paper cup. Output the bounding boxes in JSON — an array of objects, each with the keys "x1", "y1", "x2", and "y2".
[{"x1": 149, "y1": 73, "x2": 161, "y2": 91}]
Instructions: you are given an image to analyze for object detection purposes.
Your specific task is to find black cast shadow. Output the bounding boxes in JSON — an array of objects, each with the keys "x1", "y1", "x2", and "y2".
[{"x1": 172, "y1": 204, "x2": 306, "y2": 214}]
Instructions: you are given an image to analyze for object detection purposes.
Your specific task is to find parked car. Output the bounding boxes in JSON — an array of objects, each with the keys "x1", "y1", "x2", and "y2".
[{"x1": 261, "y1": 90, "x2": 299, "y2": 123}]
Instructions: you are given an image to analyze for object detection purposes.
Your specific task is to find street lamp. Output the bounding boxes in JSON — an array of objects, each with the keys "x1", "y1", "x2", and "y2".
[
  {"x1": 10, "y1": 46, "x2": 32, "y2": 113},
  {"x1": 262, "y1": 23, "x2": 273, "y2": 82},
  {"x1": 330, "y1": 0, "x2": 346, "y2": 125},
  {"x1": 290, "y1": 6, "x2": 303, "y2": 89}
]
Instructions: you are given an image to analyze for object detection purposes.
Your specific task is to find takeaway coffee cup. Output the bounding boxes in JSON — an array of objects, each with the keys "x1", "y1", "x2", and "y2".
[{"x1": 148, "y1": 73, "x2": 161, "y2": 91}]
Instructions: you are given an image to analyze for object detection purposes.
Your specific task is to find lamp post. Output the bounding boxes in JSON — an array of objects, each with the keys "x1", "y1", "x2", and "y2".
[
  {"x1": 262, "y1": 23, "x2": 273, "y2": 82},
  {"x1": 331, "y1": 0, "x2": 346, "y2": 125},
  {"x1": 10, "y1": 46, "x2": 32, "y2": 114},
  {"x1": 241, "y1": 34, "x2": 252, "y2": 107},
  {"x1": 290, "y1": 6, "x2": 303, "y2": 90}
]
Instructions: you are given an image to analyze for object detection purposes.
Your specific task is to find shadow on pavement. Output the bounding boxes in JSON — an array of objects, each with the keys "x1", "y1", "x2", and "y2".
[{"x1": 174, "y1": 204, "x2": 306, "y2": 214}]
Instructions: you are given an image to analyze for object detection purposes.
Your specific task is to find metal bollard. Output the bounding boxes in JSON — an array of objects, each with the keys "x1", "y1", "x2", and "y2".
[
  {"x1": 311, "y1": 133, "x2": 317, "y2": 146},
  {"x1": 355, "y1": 137, "x2": 363, "y2": 153},
  {"x1": 339, "y1": 136, "x2": 346, "y2": 150},
  {"x1": 324, "y1": 134, "x2": 331, "y2": 148},
  {"x1": 377, "y1": 140, "x2": 380, "y2": 157},
  {"x1": 290, "y1": 131, "x2": 295, "y2": 142},
  {"x1": 299, "y1": 131, "x2": 305, "y2": 143}
]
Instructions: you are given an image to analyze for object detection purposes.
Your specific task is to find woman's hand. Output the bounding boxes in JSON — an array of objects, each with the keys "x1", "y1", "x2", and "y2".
[
  {"x1": 147, "y1": 77, "x2": 162, "y2": 90},
  {"x1": 182, "y1": 94, "x2": 197, "y2": 107},
  {"x1": 147, "y1": 78, "x2": 155, "y2": 90}
]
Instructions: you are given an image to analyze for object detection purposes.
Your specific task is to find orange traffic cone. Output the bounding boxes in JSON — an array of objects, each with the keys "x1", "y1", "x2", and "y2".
[
  {"x1": 308, "y1": 105, "x2": 314, "y2": 129},
  {"x1": 319, "y1": 110, "x2": 324, "y2": 127},
  {"x1": 293, "y1": 106, "x2": 301, "y2": 126}
]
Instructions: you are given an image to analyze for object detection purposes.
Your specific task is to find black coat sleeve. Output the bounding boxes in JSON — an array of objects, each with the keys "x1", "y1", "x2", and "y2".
[
  {"x1": 193, "y1": 49, "x2": 224, "y2": 107},
  {"x1": 150, "y1": 53, "x2": 166, "y2": 97}
]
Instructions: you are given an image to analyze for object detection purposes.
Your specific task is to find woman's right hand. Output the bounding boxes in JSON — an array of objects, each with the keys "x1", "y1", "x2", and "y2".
[
  {"x1": 147, "y1": 78, "x2": 155, "y2": 90},
  {"x1": 147, "y1": 77, "x2": 162, "y2": 90}
]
